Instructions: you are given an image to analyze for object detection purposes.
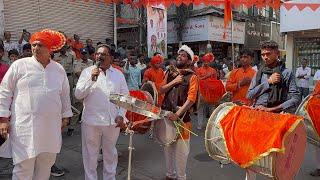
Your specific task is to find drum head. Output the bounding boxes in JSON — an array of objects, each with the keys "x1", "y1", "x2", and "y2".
[
  {"x1": 295, "y1": 94, "x2": 311, "y2": 118},
  {"x1": 205, "y1": 102, "x2": 235, "y2": 163},
  {"x1": 153, "y1": 118, "x2": 177, "y2": 146},
  {"x1": 295, "y1": 95, "x2": 320, "y2": 146},
  {"x1": 274, "y1": 122, "x2": 307, "y2": 180}
]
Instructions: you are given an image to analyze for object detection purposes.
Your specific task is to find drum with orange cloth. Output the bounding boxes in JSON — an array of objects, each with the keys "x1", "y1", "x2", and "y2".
[
  {"x1": 123, "y1": 90, "x2": 154, "y2": 134},
  {"x1": 141, "y1": 81, "x2": 158, "y2": 106},
  {"x1": 205, "y1": 102, "x2": 306, "y2": 179},
  {"x1": 197, "y1": 53, "x2": 226, "y2": 107},
  {"x1": 296, "y1": 94, "x2": 320, "y2": 146},
  {"x1": 198, "y1": 78, "x2": 226, "y2": 107}
]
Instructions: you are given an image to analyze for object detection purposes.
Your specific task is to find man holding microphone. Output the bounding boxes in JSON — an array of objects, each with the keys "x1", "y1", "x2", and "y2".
[{"x1": 75, "y1": 44, "x2": 129, "y2": 180}]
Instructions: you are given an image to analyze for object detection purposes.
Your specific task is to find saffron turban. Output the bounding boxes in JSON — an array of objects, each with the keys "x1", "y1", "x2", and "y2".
[
  {"x1": 30, "y1": 29, "x2": 66, "y2": 52},
  {"x1": 151, "y1": 54, "x2": 164, "y2": 65},
  {"x1": 202, "y1": 53, "x2": 215, "y2": 63}
]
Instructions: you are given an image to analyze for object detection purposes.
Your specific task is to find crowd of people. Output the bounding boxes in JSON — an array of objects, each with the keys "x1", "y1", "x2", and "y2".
[{"x1": 0, "y1": 29, "x2": 319, "y2": 180}]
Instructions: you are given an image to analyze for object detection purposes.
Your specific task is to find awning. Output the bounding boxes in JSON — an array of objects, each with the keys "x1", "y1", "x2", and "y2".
[{"x1": 280, "y1": 0, "x2": 320, "y2": 33}]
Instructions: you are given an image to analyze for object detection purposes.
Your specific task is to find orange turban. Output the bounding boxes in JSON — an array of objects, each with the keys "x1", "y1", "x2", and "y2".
[
  {"x1": 30, "y1": 29, "x2": 66, "y2": 52},
  {"x1": 151, "y1": 54, "x2": 164, "y2": 65},
  {"x1": 202, "y1": 53, "x2": 215, "y2": 63},
  {"x1": 193, "y1": 55, "x2": 199, "y2": 63}
]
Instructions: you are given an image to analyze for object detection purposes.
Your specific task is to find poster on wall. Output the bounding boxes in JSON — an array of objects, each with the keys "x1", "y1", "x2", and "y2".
[{"x1": 147, "y1": 4, "x2": 167, "y2": 58}]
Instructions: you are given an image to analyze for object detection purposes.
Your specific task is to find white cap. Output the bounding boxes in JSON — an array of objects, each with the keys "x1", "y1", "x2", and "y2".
[{"x1": 178, "y1": 45, "x2": 194, "y2": 61}]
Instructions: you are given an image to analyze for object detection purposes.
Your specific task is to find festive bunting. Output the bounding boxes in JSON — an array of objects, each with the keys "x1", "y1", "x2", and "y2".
[{"x1": 283, "y1": 3, "x2": 320, "y2": 12}]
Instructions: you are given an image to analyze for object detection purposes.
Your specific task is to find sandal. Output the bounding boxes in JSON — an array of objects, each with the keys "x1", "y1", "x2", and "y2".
[{"x1": 310, "y1": 169, "x2": 320, "y2": 176}]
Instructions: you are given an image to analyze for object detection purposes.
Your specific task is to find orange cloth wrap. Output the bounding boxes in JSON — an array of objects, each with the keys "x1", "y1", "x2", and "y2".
[
  {"x1": 306, "y1": 96, "x2": 320, "y2": 137},
  {"x1": 220, "y1": 106, "x2": 303, "y2": 168},
  {"x1": 150, "y1": 54, "x2": 164, "y2": 65}
]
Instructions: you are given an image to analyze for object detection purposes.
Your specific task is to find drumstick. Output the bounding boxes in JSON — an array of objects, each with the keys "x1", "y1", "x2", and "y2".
[
  {"x1": 173, "y1": 121, "x2": 189, "y2": 149},
  {"x1": 174, "y1": 121, "x2": 198, "y2": 137}
]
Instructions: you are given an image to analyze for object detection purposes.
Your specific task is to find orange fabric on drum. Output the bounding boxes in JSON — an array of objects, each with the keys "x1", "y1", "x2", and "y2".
[
  {"x1": 125, "y1": 90, "x2": 151, "y2": 134},
  {"x1": 313, "y1": 81, "x2": 320, "y2": 96},
  {"x1": 196, "y1": 66, "x2": 224, "y2": 104},
  {"x1": 220, "y1": 106, "x2": 303, "y2": 168},
  {"x1": 306, "y1": 96, "x2": 320, "y2": 137}
]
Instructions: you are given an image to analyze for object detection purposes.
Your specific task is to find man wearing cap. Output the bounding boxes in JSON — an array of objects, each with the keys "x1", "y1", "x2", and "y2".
[
  {"x1": 0, "y1": 29, "x2": 72, "y2": 179},
  {"x1": 160, "y1": 45, "x2": 199, "y2": 180},
  {"x1": 226, "y1": 49, "x2": 256, "y2": 106},
  {"x1": 142, "y1": 54, "x2": 165, "y2": 106}
]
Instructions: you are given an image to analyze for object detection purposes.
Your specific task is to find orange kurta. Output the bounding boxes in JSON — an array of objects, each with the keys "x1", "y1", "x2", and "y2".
[
  {"x1": 220, "y1": 106, "x2": 303, "y2": 168},
  {"x1": 180, "y1": 74, "x2": 199, "y2": 139},
  {"x1": 196, "y1": 66, "x2": 217, "y2": 79},
  {"x1": 226, "y1": 67, "x2": 256, "y2": 105},
  {"x1": 196, "y1": 66, "x2": 225, "y2": 104},
  {"x1": 143, "y1": 67, "x2": 165, "y2": 106},
  {"x1": 161, "y1": 74, "x2": 199, "y2": 139},
  {"x1": 71, "y1": 41, "x2": 84, "y2": 59}
]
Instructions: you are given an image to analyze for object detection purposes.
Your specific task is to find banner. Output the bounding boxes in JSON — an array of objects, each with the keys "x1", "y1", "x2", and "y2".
[{"x1": 147, "y1": 4, "x2": 167, "y2": 58}]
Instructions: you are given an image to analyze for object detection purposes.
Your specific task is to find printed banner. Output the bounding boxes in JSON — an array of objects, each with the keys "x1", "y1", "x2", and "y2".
[{"x1": 147, "y1": 4, "x2": 167, "y2": 58}]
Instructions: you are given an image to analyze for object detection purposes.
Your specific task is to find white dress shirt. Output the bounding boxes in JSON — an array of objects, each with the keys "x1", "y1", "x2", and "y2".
[
  {"x1": 3, "y1": 41, "x2": 19, "y2": 52},
  {"x1": 295, "y1": 66, "x2": 311, "y2": 88},
  {"x1": 314, "y1": 70, "x2": 320, "y2": 81},
  {"x1": 75, "y1": 66, "x2": 129, "y2": 126},
  {"x1": 0, "y1": 56, "x2": 73, "y2": 164}
]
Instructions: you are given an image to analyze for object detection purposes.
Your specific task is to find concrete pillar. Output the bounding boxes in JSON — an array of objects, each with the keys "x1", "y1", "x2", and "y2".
[{"x1": 286, "y1": 33, "x2": 294, "y2": 71}]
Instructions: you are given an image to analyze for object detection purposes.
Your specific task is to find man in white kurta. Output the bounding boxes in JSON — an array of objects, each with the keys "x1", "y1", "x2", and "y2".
[
  {"x1": 0, "y1": 29, "x2": 72, "y2": 180},
  {"x1": 75, "y1": 44, "x2": 129, "y2": 180}
]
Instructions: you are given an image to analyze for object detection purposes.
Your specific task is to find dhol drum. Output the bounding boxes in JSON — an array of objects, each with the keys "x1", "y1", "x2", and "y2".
[
  {"x1": 124, "y1": 90, "x2": 155, "y2": 134},
  {"x1": 205, "y1": 102, "x2": 307, "y2": 179},
  {"x1": 141, "y1": 81, "x2": 158, "y2": 105},
  {"x1": 295, "y1": 94, "x2": 320, "y2": 146},
  {"x1": 197, "y1": 78, "x2": 226, "y2": 108},
  {"x1": 153, "y1": 118, "x2": 178, "y2": 146}
]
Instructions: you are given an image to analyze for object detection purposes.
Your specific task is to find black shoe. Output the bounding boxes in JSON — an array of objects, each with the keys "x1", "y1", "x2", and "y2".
[
  {"x1": 310, "y1": 169, "x2": 320, "y2": 176},
  {"x1": 67, "y1": 128, "x2": 74, "y2": 136},
  {"x1": 51, "y1": 165, "x2": 65, "y2": 177}
]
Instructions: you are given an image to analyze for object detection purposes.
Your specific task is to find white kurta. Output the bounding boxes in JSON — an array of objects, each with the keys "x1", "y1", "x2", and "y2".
[
  {"x1": 75, "y1": 66, "x2": 129, "y2": 126},
  {"x1": 0, "y1": 56, "x2": 73, "y2": 164}
]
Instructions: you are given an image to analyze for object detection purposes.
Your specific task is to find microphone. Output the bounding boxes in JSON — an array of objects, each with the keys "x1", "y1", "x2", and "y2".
[{"x1": 92, "y1": 60, "x2": 101, "y2": 81}]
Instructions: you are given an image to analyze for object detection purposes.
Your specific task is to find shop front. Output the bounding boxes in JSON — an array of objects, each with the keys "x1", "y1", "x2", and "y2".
[
  {"x1": 168, "y1": 15, "x2": 245, "y2": 61},
  {"x1": 281, "y1": 0, "x2": 320, "y2": 79}
]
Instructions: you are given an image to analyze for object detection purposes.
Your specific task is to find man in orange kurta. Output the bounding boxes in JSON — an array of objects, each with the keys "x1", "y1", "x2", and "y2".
[
  {"x1": 142, "y1": 54, "x2": 165, "y2": 106},
  {"x1": 226, "y1": 49, "x2": 256, "y2": 105},
  {"x1": 71, "y1": 34, "x2": 84, "y2": 60},
  {"x1": 195, "y1": 53, "x2": 218, "y2": 130}
]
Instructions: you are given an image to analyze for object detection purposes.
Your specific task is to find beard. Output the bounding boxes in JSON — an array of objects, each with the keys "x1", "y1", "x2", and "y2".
[{"x1": 176, "y1": 61, "x2": 186, "y2": 69}]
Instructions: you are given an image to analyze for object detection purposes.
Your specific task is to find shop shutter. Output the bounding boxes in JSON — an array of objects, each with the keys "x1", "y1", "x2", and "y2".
[{"x1": 3, "y1": 0, "x2": 114, "y2": 44}]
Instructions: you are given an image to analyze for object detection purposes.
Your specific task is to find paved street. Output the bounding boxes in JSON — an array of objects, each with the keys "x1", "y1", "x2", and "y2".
[{"x1": 1, "y1": 116, "x2": 320, "y2": 180}]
